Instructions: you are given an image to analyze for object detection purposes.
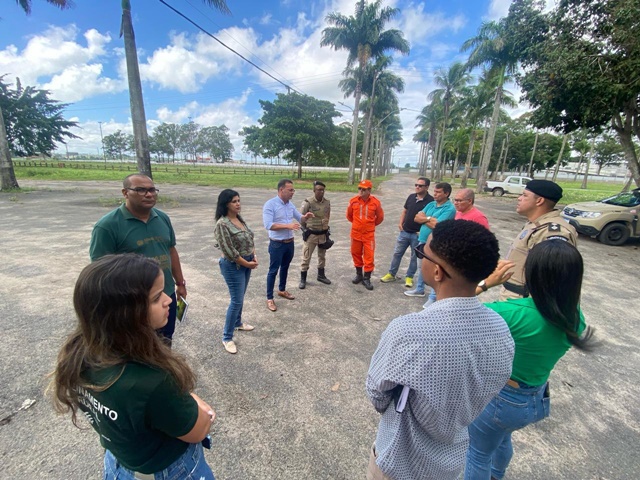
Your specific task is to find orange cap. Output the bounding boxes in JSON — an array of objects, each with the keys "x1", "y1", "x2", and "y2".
[{"x1": 358, "y1": 179, "x2": 373, "y2": 189}]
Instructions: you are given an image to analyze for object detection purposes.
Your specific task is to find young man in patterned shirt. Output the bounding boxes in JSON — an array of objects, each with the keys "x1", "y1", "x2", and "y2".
[{"x1": 365, "y1": 220, "x2": 515, "y2": 480}]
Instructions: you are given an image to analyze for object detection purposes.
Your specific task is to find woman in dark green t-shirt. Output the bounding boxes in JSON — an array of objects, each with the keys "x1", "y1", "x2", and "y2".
[
  {"x1": 465, "y1": 240, "x2": 594, "y2": 480},
  {"x1": 52, "y1": 254, "x2": 217, "y2": 479}
]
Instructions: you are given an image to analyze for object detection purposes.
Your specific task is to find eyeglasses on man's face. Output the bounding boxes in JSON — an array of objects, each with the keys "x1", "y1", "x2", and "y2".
[
  {"x1": 358, "y1": 187, "x2": 370, "y2": 191},
  {"x1": 415, "y1": 184, "x2": 427, "y2": 188},
  {"x1": 127, "y1": 187, "x2": 159, "y2": 195},
  {"x1": 453, "y1": 198, "x2": 470, "y2": 203},
  {"x1": 414, "y1": 244, "x2": 451, "y2": 278}
]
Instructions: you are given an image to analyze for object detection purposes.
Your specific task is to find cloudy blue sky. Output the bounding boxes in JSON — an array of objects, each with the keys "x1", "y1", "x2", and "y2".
[{"x1": 1, "y1": 0, "x2": 520, "y2": 164}]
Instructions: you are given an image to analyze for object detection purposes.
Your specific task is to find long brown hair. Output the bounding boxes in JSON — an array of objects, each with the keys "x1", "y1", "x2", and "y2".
[{"x1": 52, "y1": 254, "x2": 196, "y2": 425}]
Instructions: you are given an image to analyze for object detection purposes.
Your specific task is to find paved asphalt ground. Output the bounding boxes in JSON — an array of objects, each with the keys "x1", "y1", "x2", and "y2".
[{"x1": 0, "y1": 174, "x2": 638, "y2": 479}]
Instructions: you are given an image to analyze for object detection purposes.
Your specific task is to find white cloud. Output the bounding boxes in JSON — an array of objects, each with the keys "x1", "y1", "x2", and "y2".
[
  {"x1": 259, "y1": 13, "x2": 273, "y2": 25},
  {"x1": 486, "y1": 0, "x2": 512, "y2": 20},
  {"x1": 139, "y1": 29, "x2": 256, "y2": 93},
  {"x1": 42, "y1": 64, "x2": 125, "y2": 102},
  {"x1": 395, "y1": 5, "x2": 467, "y2": 46},
  {"x1": 0, "y1": 26, "x2": 111, "y2": 86}
]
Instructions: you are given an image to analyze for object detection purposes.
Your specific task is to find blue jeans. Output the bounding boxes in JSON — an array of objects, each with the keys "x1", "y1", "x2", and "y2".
[
  {"x1": 414, "y1": 260, "x2": 437, "y2": 299},
  {"x1": 266, "y1": 240, "x2": 294, "y2": 300},
  {"x1": 157, "y1": 292, "x2": 177, "y2": 342},
  {"x1": 388, "y1": 230, "x2": 419, "y2": 277},
  {"x1": 219, "y1": 256, "x2": 252, "y2": 342},
  {"x1": 465, "y1": 382, "x2": 551, "y2": 480},
  {"x1": 104, "y1": 442, "x2": 215, "y2": 479}
]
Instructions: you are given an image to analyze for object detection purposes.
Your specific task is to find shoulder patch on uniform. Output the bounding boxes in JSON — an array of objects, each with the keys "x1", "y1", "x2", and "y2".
[
  {"x1": 546, "y1": 235, "x2": 569, "y2": 242},
  {"x1": 548, "y1": 223, "x2": 561, "y2": 232}
]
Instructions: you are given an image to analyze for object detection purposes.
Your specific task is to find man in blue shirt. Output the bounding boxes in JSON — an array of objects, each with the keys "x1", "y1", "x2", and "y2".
[
  {"x1": 263, "y1": 179, "x2": 313, "y2": 312},
  {"x1": 404, "y1": 182, "x2": 455, "y2": 299}
]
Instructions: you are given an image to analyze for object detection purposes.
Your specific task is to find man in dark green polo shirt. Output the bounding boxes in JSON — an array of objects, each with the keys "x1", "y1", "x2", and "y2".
[{"x1": 89, "y1": 174, "x2": 187, "y2": 344}]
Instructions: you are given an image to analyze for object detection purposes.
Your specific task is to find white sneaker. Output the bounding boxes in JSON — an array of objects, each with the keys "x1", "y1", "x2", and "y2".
[
  {"x1": 422, "y1": 298, "x2": 436, "y2": 309},
  {"x1": 404, "y1": 289, "x2": 426, "y2": 297}
]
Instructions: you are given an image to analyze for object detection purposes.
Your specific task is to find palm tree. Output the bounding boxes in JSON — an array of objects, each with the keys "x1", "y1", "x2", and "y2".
[
  {"x1": 121, "y1": 0, "x2": 229, "y2": 178},
  {"x1": 415, "y1": 102, "x2": 443, "y2": 176},
  {"x1": 321, "y1": 0, "x2": 409, "y2": 184},
  {"x1": 14, "y1": 0, "x2": 73, "y2": 15},
  {"x1": 462, "y1": 20, "x2": 519, "y2": 193},
  {"x1": 2, "y1": 0, "x2": 74, "y2": 190},
  {"x1": 341, "y1": 56, "x2": 405, "y2": 180},
  {"x1": 428, "y1": 62, "x2": 470, "y2": 176}
]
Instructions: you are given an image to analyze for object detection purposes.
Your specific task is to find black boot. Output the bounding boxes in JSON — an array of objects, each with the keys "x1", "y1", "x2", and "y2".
[
  {"x1": 317, "y1": 268, "x2": 331, "y2": 285},
  {"x1": 362, "y1": 271, "x2": 374, "y2": 290},
  {"x1": 352, "y1": 267, "x2": 363, "y2": 284},
  {"x1": 299, "y1": 271, "x2": 307, "y2": 289}
]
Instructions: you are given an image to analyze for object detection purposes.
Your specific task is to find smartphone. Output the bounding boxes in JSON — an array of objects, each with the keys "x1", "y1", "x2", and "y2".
[{"x1": 176, "y1": 296, "x2": 189, "y2": 323}]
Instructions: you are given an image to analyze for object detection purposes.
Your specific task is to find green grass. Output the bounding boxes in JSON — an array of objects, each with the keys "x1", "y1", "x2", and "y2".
[{"x1": 12, "y1": 160, "x2": 387, "y2": 192}]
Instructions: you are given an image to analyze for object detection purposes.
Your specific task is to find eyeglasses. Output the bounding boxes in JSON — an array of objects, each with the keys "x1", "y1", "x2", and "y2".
[
  {"x1": 127, "y1": 187, "x2": 159, "y2": 195},
  {"x1": 415, "y1": 184, "x2": 427, "y2": 188},
  {"x1": 358, "y1": 187, "x2": 370, "y2": 191},
  {"x1": 453, "y1": 198, "x2": 470, "y2": 203},
  {"x1": 414, "y1": 244, "x2": 451, "y2": 278}
]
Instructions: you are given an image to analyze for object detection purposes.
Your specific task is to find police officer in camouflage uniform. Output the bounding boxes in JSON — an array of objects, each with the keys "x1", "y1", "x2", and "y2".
[
  {"x1": 500, "y1": 180, "x2": 577, "y2": 300},
  {"x1": 299, "y1": 181, "x2": 331, "y2": 289}
]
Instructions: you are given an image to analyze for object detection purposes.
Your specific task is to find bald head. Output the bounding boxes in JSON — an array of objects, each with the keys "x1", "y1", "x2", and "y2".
[{"x1": 123, "y1": 174, "x2": 152, "y2": 189}]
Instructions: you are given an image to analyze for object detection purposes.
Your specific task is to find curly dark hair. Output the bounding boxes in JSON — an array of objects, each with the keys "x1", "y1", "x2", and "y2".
[{"x1": 429, "y1": 220, "x2": 499, "y2": 283}]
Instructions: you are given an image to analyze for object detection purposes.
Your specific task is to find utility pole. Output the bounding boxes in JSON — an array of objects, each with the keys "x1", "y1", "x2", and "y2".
[{"x1": 98, "y1": 121, "x2": 106, "y2": 163}]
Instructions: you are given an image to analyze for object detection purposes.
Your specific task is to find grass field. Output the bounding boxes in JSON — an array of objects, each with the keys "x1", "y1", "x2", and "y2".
[
  {"x1": 11, "y1": 160, "x2": 385, "y2": 192},
  {"x1": 9, "y1": 160, "x2": 629, "y2": 203}
]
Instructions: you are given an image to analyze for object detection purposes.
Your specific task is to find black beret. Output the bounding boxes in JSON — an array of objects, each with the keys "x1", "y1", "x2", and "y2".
[{"x1": 526, "y1": 180, "x2": 563, "y2": 202}]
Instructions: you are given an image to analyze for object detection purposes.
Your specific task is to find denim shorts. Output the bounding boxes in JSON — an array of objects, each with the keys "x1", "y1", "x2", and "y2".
[{"x1": 103, "y1": 442, "x2": 215, "y2": 480}]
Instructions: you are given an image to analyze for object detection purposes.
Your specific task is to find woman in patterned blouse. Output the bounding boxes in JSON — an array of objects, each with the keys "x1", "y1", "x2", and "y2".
[{"x1": 214, "y1": 189, "x2": 258, "y2": 354}]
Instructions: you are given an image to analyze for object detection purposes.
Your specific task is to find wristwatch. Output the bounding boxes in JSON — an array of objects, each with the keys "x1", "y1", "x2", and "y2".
[
  {"x1": 176, "y1": 280, "x2": 187, "y2": 287},
  {"x1": 478, "y1": 280, "x2": 488, "y2": 292},
  {"x1": 426, "y1": 216, "x2": 432, "y2": 222}
]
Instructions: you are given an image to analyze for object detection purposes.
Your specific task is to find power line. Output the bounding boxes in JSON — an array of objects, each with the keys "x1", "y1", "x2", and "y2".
[{"x1": 158, "y1": 0, "x2": 300, "y2": 95}]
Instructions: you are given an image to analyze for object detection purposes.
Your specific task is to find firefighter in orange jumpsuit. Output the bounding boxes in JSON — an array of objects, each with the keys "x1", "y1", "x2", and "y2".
[{"x1": 346, "y1": 179, "x2": 384, "y2": 291}]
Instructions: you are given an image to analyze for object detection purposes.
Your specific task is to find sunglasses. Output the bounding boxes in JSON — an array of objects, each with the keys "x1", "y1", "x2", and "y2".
[
  {"x1": 415, "y1": 184, "x2": 427, "y2": 187},
  {"x1": 414, "y1": 244, "x2": 451, "y2": 278}
]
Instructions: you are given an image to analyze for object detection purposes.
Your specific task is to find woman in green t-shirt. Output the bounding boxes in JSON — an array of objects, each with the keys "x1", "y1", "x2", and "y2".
[
  {"x1": 52, "y1": 254, "x2": 217, "y2": 479},
  {"x1": 465, "y1": 240, "x2": 594, "y2": 480}
]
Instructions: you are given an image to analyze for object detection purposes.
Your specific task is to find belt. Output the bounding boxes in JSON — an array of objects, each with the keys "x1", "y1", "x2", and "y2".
[
  {"x1": 271, "y1": 238, "x2": 294, "y2": 243},
  {"x1": 503, "y1": 281, "x2": 530, "y2": 297}
]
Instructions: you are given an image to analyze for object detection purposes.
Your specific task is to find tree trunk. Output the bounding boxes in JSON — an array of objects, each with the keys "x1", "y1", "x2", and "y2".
[
  {"x1": 527, "y1": 132, "x2": 539, "y2": 177},
  {"x1": 552, "y1": 134, "x2": 567, "y2": 183},
  {"x1": 613, "y1": 111, "x2": 640, "y2": 188},
  {"x1": 347, "y1": 84, "x2": 362, "y2": 185},
  {"x1": 122, "y1": 2, "x2": 152, "y2": 178},
  {"x1": 0, "y1": 107, "x2": 19, "y2": 190},
  {"x1": 475, "y1": 71, "x2": 504, "y2": 194},
  {"x1": 431, "y1": 131, "x2": 441, "y2": 180},
  {"x1": 573, "y1": 158, "x2": 583, "y2": 181},
  {"x1": 500, "y1": 134, "x2": 510, "y2": 180},
  {"x1": 297, "y1": 152, "x2": 303, "y2": 179},
  {"x1": 581, "y1": 136, "x2": 596, "y2": 189},
  {"x1": 451, "y1": 150, "x2": 460, "y2": 183},
  {"x1": 492, "y1": 137, "x2": 506, "y2": 180},
  {"x1": 460, "y1": 128, "x2": 477, "y2": 188}
]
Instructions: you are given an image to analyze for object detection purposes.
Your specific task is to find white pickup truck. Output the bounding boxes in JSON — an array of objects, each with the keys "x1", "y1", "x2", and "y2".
[{"x1": 483, "y1": 175, "x2": 532, "y2": 196}]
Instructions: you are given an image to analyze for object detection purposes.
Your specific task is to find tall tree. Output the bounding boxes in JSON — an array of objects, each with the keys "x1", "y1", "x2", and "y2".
[
  {"x1": 240, "y1": 93, "x2": 341, "y2": 178},
  {"x1": 3, "y1": 0, "x2": 75, "y2": 190},
  {"x1": 507, "y1": 0, "x2": 640, "y2": 187},
  {"x1": 462, "y1": 20, "x2": 520, "y2": 193},
  {"x1": 429, "y1": 62, "x2": 471, "y2": 175},
  {"x1": 0, "y1": 78, "x2": 78, "y2": 189},
  {"x1": 321, "y1": 0, "x2": 409, "y2": 184},
  {"x1": 103, "y1": 130, "x2": 132, "y2": 161},
  {"x1": 120, "y1": 0, "x2": 229, "y2": 178}
]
